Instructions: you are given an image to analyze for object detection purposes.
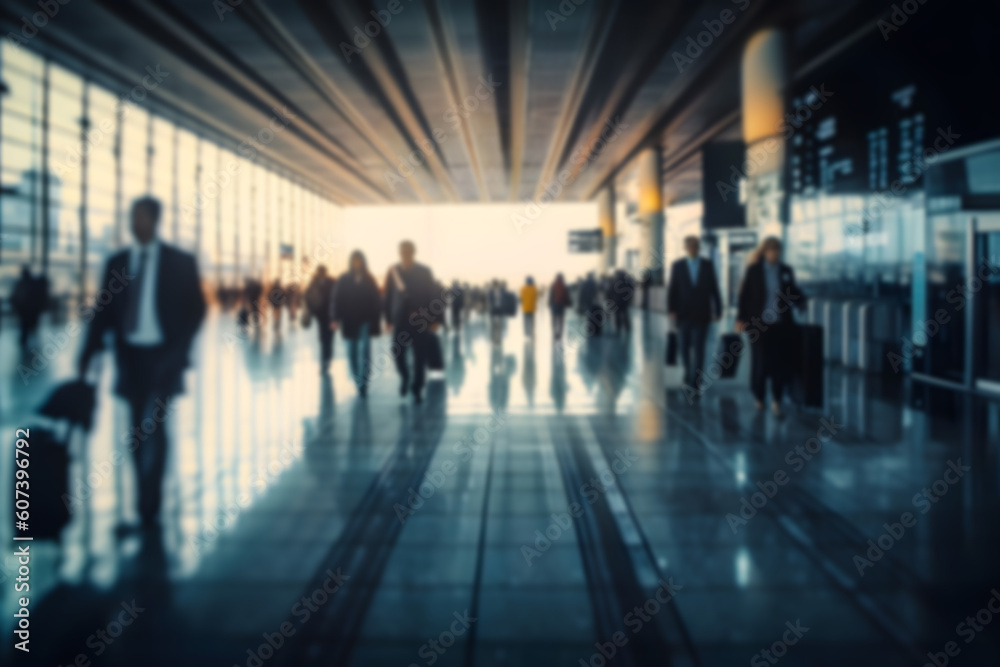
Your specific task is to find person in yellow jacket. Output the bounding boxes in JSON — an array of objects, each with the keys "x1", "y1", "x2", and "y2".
[{"x1": 520, "y1": 276, "x2": 538, "y2": 340}]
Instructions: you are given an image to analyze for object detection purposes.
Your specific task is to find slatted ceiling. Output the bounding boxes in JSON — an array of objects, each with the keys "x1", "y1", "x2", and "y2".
[
  {"x1": 203, "y1": 0, "x2": 424, "y2": 199},
  {"x1": 423, "y1": 0, "x2": 498, "y2": 201},
  {"x1": 381, "y1": 0, "x2": 484, "y2": 202},
  {"x1": 518, "y1": 0, "x2": 598, "y2": 202},
  {"x1": 5, "y1": 0, "x2": 873, "y2": 206}
]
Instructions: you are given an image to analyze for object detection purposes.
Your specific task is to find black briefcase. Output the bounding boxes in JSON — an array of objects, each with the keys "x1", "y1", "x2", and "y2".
[
  {"x1": 716, "y1": 333, "x2": 744, "y2": 378},
  {"x1": 426, "y1": 332, "x2": 445, "y2": 371},
  {"x1": 38, "y1": 380, "x2": 97, "y2": 431},
  {"x1": 665, "y1": 332, "x2": 678, "y2": 366}
]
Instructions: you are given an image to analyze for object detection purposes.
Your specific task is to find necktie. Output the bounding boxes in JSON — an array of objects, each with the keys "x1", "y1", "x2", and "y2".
[{"x1": 125, "y1": 249, "x2": 148, "y2": 334}]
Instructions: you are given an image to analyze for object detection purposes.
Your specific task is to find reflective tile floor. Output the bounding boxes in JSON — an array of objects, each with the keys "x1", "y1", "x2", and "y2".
[{"x1": 1, "y1": 308, "x2": 1000, "y2": 666}]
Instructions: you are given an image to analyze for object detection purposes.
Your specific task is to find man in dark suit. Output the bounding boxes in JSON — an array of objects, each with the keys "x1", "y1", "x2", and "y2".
[
  {"x1": 384, "y1": 240, "x2": 442, "y2": 404},
  {"x1": 667, "y1": 236, "x2": 723, "y2": 394},
  {"x1": 79, "y1": 196, "x2": 206, "y2": 531}
]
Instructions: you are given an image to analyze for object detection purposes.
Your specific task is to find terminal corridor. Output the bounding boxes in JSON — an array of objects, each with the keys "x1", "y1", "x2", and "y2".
[
  {"x1": 3, "y1": 308, "x2": 999, "y2": 666},
  {"x1": 2, "y1": 0, "x2": 1000, "y2": 665}
]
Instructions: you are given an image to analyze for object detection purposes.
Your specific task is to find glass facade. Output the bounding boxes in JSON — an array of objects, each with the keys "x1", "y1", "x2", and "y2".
[{"x1": 0, "y1": 43, "x2": 339, "y2": 305}]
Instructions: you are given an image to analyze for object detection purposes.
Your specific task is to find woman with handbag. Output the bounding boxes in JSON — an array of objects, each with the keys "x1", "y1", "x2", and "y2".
[
  {"x1": 332, "y1": 251, "x2": 382, "y2": 397},
  {"x1": 735, "y1": 237, "x2": 807, "y2": 417}
]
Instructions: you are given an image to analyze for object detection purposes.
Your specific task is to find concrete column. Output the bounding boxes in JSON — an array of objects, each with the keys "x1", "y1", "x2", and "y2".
[
  {"x1": 741, "y1": 29, "x2": 787, "y2": 239},
  {"x1": 598, "y1": 187, "x2": 616, "y2": 274},
  {"x1": 637, "y1": 147, "x2": 665, "y2": 284}
]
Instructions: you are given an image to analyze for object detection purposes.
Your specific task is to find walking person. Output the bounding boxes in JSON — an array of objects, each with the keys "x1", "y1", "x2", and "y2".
[
  {"x1": 11, "y1": 265, "x2": 48, "y2": 348},
  {"x1": 383, "y1": 240, "x2": 442, "y2": 404},
  {"x1": 549, "y1": 273, "x2": 572, "y2": 341},
  {"x1": 78, "y1": 196, "x2": 206, "y2": 533},
  {"x1": 488, "y1": 279, "x2": 506, "y2": 344},
  {"x1": 736, "y1": 236, "x2": 806, "y2": 417},
  {"x1": 578, "y1": 272, "x2": 603, "y2": 336},
  {"x1": 667, "y1": 236, "x2": 722, "y2": 398},
  {"x1": 611, "y1": 269, "x2": 634, "y2": 335},
  {"x1": 241, "y1": 276, "x2": 264, "y2": 330},
  {"x1": 520, "y1": 276, "x2": 538, "y2": 340},
  {"x1": 305, "y1": 265, "x2": 336, "y2": 373},
  {"x1": 450, "y1": 279, "x2": 465, "y2": 332},
  {"x1": 269, "y1": 278, "x2": 284, "y2": 331},
  {"x1": 332, "y1": 251, "x2": 382, "y2": 397}
]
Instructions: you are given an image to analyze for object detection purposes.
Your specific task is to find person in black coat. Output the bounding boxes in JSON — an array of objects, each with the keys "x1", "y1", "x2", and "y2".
[
  {"x1": 736, "y1": 236, "x2": 807, "y2": 416},
  {"x1": 383, "y1": 240, "x2": 442, "y2": 403},
  {"x1": 305, "y1": 265, "x2": 336, "y2": 372},
  {"x1": 450, "y1": 279, "x2": 465, "y2": 331},
  {"x1": 667, "y1": 236, "x2": 722, "y2": 393},
  {"x1": 332, "y1": 251, "x2": 382, "y2": 396},
  {"x1": 610, "y1": 269, "x2": 635, "y2": 335},
  {"x1": 78, "y1": 196, "x2": 206, "y2": 531},
  {"x1": 549, "y1": 273, "x2": 572, "y2": 341},
  {"x1": 578, "y1": 272, "x2": 603, "y2": 336},
  {"x1": 11, "y1": 265, "x2": 48, "y2": 348}
]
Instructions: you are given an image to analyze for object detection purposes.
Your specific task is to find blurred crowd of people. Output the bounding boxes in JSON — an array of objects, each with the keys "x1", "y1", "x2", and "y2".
[{"x1": 5, "y1": 193, "x2": 810, "y2": 543}]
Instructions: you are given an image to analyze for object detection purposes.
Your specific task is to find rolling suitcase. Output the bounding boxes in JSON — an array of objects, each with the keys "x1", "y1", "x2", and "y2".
[
  {"x1": 716, "y1": 333, "x2": 744, "y2": 378},
  {"x1": 18, "y1": 379, "x2": 97, "y2": 540},
  {"x1": 17, "y1": 427, "x2": 71, "y2": 540},
  {"x1": 792, "y1": 324, "x2": 824, "y2": 408},
  {"x1": 426, "y1": 332, "x2": 445, "y2": 371},
  {"x1": 665, "y1": 332, "x2": 678, "y2": 366}
]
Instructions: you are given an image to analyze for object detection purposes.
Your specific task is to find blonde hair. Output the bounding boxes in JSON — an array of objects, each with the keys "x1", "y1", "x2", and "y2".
[{"x1": 748, "y1": 236, "x2": 782, "y2": 265}]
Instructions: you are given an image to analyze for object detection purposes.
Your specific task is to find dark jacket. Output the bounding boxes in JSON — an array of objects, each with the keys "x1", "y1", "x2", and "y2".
[
  {"x1": 81, "y1": 243, "x2": 206, "y2": 397},
  {"x1": 578, "y1": 277, "x2": 598, "y2": 314},
  {"x1": 488, "y1": 288, "x2": 505, "y2": 316},
  {"x1": 383, "y1": 262, "x2": 441, "y2": 330},
  {"x1": 667, "y1": 257, "x2": 722, "y2": 324},
  {"x1": 611, "y1": 270, "x2": 635, "y2": 309},
  {"x1": 305, "y1": 275, "x2": 335, "y2": 322},
  {"x1": 332, "y1": 271, "x2": 382, "y2": 339},
  {"x1": 549, "y1": 280, "x2": 572, "y2": 311},
  {"x1": 450, "y1": 288, "x2": 465, "y2": 310},
  {"x1": 736, "y1": 260, "x2": 806, "y2": 326}
]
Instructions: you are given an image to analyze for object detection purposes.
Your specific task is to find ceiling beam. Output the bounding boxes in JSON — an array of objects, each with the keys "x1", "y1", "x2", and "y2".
[
  {"x1": 531, "y1": 0, "x2": 618, "y2": 202},
  {"x1": 315, "y1": 0, "x2": 463, "y2": 202},
  {"x1": 234, "y1": 0, "x2": 435, "y2": 203},
  {"x1": 506, "y1": 0, "x2": 531, "y2": 201},
  {"x1": 424, "y1": 0, "x2": 490, "y2": 201}
]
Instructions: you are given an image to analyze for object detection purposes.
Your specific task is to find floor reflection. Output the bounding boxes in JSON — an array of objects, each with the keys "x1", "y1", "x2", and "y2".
[{"x1": 1, "y1": 307, "x2": 999, "y2": 666}]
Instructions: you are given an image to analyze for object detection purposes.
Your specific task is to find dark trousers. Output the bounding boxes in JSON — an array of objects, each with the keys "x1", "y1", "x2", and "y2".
[
  {"x1": 121, "y1": 345, "x2": 173, "y2": 527},
  {"x1": 551, "y1": 309, "x2": 565, "y2": 339},
  {"x1": 677, "y1": 321, "x2": 709, "y2": 390},
  {"x1": 523, "y1": 312, "x2": 535, "y2": 337},
  {"x1": 19, "y1": 312, "x2": 40, "y2": 347},
  {"x1": 317, "y1": 319, "x2": 334, "y2": 366},
  {"x1": 751, "y1": 323, "x2": 793, "y2": 402},
  {"x1": 451, "y1": 305, "x2": 462, "y2": 330},
  {"x1": 586, "y1": 305, "x2": 605, "y2": 336},
  {"x1": 614, "y1": 307, "x2": 630, "y2": 334},
  {"x1": 346, "y1": 323, "x2": 371, "y2": 389},
  {"x1": 394, "y1": 327, "x2": 431, "y2": 394}
]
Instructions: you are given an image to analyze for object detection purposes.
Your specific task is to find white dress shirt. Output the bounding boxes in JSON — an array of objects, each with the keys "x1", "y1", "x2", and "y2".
[{"x1": 125, "y1": 239, "x2": 164, "y2": 346}]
